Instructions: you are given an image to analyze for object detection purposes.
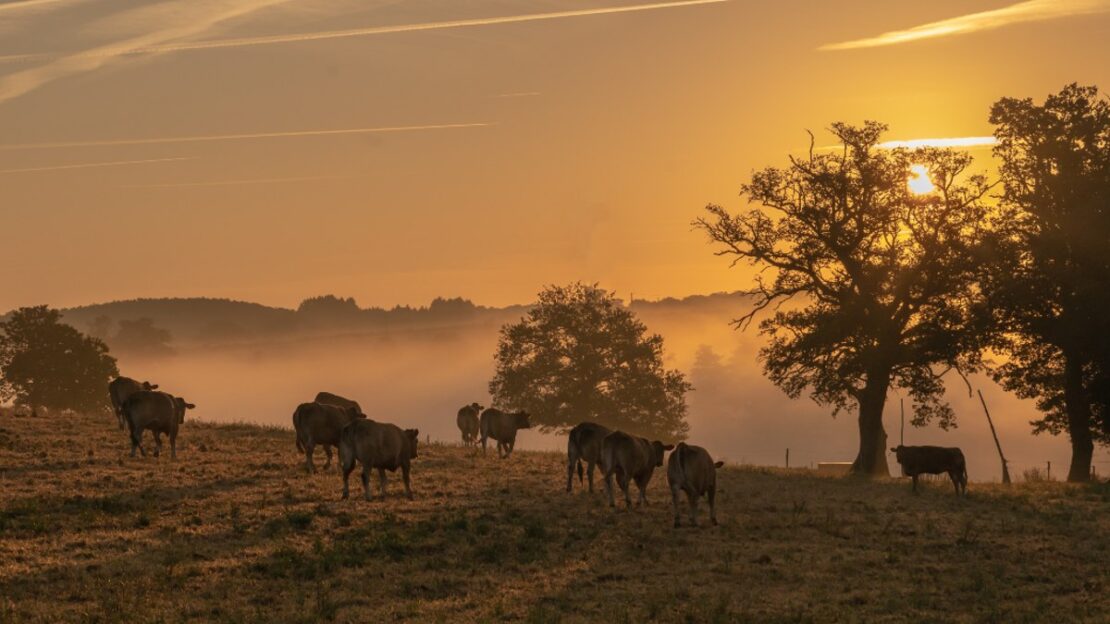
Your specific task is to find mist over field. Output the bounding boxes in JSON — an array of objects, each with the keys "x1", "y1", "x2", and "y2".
[{"x1": 85, "y1": 295, "x2": 1107, "y2": 483}]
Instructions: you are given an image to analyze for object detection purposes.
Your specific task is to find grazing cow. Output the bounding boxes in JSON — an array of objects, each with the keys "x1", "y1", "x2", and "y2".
[
  {"x1": 456, "y1": 402, "x2": 483, "y2": 447},
  {"x1": 339, "y1": 420, "x2": 419, "y2": 501},
  {"x1": 108, "y1": 377, "x2": 158, "y2": 430},
  {"x1": 314, "y1": 391, "x2": 364, "y2": 416},
  {"x1": 600, "y1": 431, "x2": 674, "y2": 509},
  {"x1": 667, "y1": 443, "x2": 724, "y2": 527},
  {"x1": 293, "y1": 402, "x2": 364, "y2": 473},
  {"x1": 566, "y1": 421, "x2": 612, "y2": 493},
  {"x1": 891, "y1": 445, "x2": 968, "y2": 495},
  {"x1": 479, "y1": 408, "x2": 531, "y2": 458},
  {"x1": 121, "y1": 390, "x2": 194, "y2": 459}
]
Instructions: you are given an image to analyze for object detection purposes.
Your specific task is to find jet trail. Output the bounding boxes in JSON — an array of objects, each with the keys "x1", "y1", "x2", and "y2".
[
  {"x1": 124, "y1": 175, "x2": 350, "y2": 189},
  {"x1": 0, "y1": 156, "x2": 193, "y2": 173},
  {"x1": 0, "y1": 123, "x2": 492, "y2": 150}
]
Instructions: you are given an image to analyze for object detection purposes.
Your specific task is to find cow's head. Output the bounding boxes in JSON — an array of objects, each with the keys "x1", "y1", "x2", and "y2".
[
  {"x1": 142, "y1": 381, "x2": 159, "y2": 390},
  {"x1": 405, "y1": 428, "x2": 420, "y2": 458},
  {"x1": 889, "y1": 445, "x2": 907, "y2": 463},
  {"x1": 172, "y1": 396, "x2": 196, "y2": 423},
  {"x1": 346, "y1": 406, "x2": 366, "y2": 420},
  {"x1": 514, "y1": 411, "x2": 531, "y2": 429},
  {"x1": 651, "y1": 441, "x2": 676, "y2": 467},
  {"x1": 471, "y1": 402, "x2": 484, "y2": 412}
]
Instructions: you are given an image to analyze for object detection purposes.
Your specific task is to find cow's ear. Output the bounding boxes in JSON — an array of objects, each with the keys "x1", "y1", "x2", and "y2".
[
  {"x1": 185, "y1": 403, "x2": 196, "y2": 409},
  {"x1": 889, "y1": 447, "x2": 897, "y2": 453},
  {"x1": 663, "y1": 444, "x2": 675, "y2": 451},
  {"x1": 714, "y1": 461, "x2": 725, "y2": 468},
  {"x1": 409, "y1": 428, "x2": 419, "y2": 438}
]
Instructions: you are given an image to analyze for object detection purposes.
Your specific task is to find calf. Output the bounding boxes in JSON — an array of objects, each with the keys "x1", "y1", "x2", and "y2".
[
  {"x1": 456, "y1": 402, "x2": 483, "y2": 446},
  {"x1": 891, "y1": 445, "x2": 968, "y2": 495},
  {"x1": 479, "y1": 408, "x2": 531, "y2": 458},
  {"x1": 314, "y1": 391, "x2": 364, "y2": 416},
  {"x1": 600, "y1": 431, "x2": 674, "y2": 509},
  {"x1": 108, "y1": 377, "x2": 158, "y2": 430},
  {"x1": 667, "y1": 443, "x2": 723, "y2": 527},
  {"x1": 121, "y1": 390, "x2": 194, "y2": 459},
  {"x1": 339, "y1": 420, "x2": 419, "y2": 501},
  {"x1": 293, "y1": 402, "x2": 364, "y2": 473},
  {"x1": 566, "y1": 421, "x2": 612, "y2": 493}
]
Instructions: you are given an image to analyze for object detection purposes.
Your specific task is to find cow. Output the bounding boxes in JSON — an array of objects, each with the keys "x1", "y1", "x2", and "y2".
[
  {"x1": 600, "y1": 431, "x2": 674, "y2": 509},
  {"x1": 108, "y1": 377, "x2": 158, "y2": 430},
  {"x1": 479, "y1": 408, "x2": 531, "y2": 458},
  {"x1": 667, "y1": 442, "x2": 724, "y2": 527},
  {"x1": 293, "y1": 402, "x2": 364, "y2": 473},
  {"x1": 120, "y1": 390, "x2": 194, "y2": 459},
  {"x1": 890, "y1": 445, "x2": 968, "y2": 495},
  {"x1": 566, "y1": 421, "x2": 612, "y2": 493},
  {"x1": 339, "y1": 419, "x2": 419, "y2": 501},
  {"x1": 314, "y1": 391, "x2": 364, "y2": 416},
  {"x1": 456, "y1": 402, "x2": 483, "y2": 447}
]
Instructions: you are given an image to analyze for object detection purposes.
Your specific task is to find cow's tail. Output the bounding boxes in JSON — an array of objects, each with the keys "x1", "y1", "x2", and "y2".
[
  {"x1": 292, "y1": 406, "x2": 305, "y2": 453},
  {"x1": 568, "y1": 428, "x2": 584, "y2": 483},
  {"x1": 338, "y1": 423, "x2": 357, "y2": 473}
]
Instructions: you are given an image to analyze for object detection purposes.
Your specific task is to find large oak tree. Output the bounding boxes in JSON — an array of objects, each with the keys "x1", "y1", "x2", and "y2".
[{"x1": 696, "y1": 122, "x2": 989, "y2": 476}]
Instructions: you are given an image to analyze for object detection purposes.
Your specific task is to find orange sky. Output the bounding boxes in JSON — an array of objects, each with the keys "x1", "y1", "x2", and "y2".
[{"x1": 2, "y1": 0, "x2": 1109, "y2": 310}]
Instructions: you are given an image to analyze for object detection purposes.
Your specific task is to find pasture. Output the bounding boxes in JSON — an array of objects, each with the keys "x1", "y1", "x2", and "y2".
[{"x1": 1, "y1": 411, "x2": 1107, "y2": 623}]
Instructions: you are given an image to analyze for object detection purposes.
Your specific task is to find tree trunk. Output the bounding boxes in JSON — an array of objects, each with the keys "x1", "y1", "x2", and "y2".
[
  {"x1": 1062, "y1": 353, "x2": 1094, "y2": 483},
  {"x1": 850, "y1": 367, "x2": 891, "y2": 478}
]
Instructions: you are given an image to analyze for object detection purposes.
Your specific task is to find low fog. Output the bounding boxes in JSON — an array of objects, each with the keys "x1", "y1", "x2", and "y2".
[{"x1": 118, "y1": 301, "x2": 1108, "y2": 483}]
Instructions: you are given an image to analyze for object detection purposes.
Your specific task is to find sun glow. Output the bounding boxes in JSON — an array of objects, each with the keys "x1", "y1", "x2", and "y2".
[{"x1": 908, "y1": 164, "x2": 935, "y2": 195}]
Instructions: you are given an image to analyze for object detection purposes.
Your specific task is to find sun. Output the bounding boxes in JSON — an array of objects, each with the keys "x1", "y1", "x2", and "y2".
[{"x1": 908, "y1": 164, "x2": 935, "y2": 195}]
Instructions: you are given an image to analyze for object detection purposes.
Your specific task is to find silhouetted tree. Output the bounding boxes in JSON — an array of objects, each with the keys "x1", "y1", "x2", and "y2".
[
  {"x1": 489, "y1": 283, "x2": 691, "y2": 440},
  {"x1": 86, "y1": 315, "x2": 113, "y2": 341},
  {"x1": 112, "y1": 317, "x2": 174, "y2": 356},
  {"x1": 696, "y1": 122, "x2": 990, "y2": 477},
  {"x1": 983, "y1": 84, "x2": 1110, "y2": 481},
  {"x1": 0, "y1": 306, "x2": 119, "y2": 413},
  {"x1": 297, "y1": 295, "x2": 362, "y2": 327}
]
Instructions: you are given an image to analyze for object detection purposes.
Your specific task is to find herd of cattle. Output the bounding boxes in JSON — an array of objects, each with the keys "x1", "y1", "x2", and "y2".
[{"x1": 106, "y1": 375, "x2": 971, "y2": 529}]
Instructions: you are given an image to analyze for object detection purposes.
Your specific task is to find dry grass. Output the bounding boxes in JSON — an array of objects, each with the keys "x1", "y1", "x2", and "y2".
[{"x1": 1, "y1": 411, "x2": 1108, "y2": 623}]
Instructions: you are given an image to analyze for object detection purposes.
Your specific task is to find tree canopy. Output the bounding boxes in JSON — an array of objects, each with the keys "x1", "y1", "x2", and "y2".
[
  {"x1": 489, "y1": 283, "x2": 690, "y2": 441},
  {"x1": 696, "y1": 121, "x2": 990, "y2": 476},
  {"x1": 0, "y1": 306, "x2": 119, "y2": 413}
]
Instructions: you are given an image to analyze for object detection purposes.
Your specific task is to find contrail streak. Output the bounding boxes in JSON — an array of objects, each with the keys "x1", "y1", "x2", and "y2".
[
  {"x1": 877, "y1": 136, "x2": 998, "y2": 150},
  {"x1": 0, "y1": 0, "x2": 71, "y2": 12},
  {"x1": 821, "y1": 0, "x2": 1110, "y2": 50},
  {"x1": 0, "y1": 0, "x2": 729, "y2": 63},
  {"x1": 0, "y1": 123, "x2": 492, "y2": 150},
  {"x1": 124, "y1": 175, "x2": 351, "y2": 189},
  {"x1": 0, "y1": 156, "x2": 194, "y2": 173}
]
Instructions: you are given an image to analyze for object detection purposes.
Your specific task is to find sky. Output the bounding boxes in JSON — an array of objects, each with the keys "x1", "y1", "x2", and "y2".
[{"x1": 2, "y1": 0, "x2": 1109, "y2": 311}]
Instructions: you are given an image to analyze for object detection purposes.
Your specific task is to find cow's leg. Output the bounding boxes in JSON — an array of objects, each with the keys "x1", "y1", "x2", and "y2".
[
  {"x1": 566, "y1": 447, "x2": 578, "y2": 493},
  {"x1": 480, "y1": 433, "x2": 488, "y2": 454},
  {"x1": 323, "y1": 445, "x2": 333, "y2": 470},
  {"x1": 361, "y1": 465, "x2": 372, "y2": 501},
  {"x1": 304, "y1": 441, "x2": 316, "y2": 474},
  {"x1": 708, "y1": 483, "x2": 718, "y2": 526},
  {"x1": 377, "y1": 468, "x2": 388, "y2": 501},
  {"x1": 603, "y1": 468, "x2": 616, "y2": 508},
  {"x1": 670, "y1": 483, "x2": 682, "y2": 528},
  {"x1": 341, "y1": 459, "x2": 355, "y2": 500},
  {"x1": 587, "y1": 461, "x2": 597, "y2": 493},
  {"x1": 618, "y1": 472, "x2": 633, "y2": 510},
  {"x1": 402, "y1": 462, "x2": 413, "y2": 500},
  {"x1": 686, "y1": 490, "x2": 698, "y2": 527},
  {"x1": 911, "y1": 474, "x2": 919, "y2": 494},
  {"x1": 130, "y1": 427, "x2": 143, "y2": 458},
  {"x1": 169, "y1": 431, "x2": 177, "y2": 460},
  {"x1": 635, "y1": 474, "x2": 650, "y2": 507},
  {"x1": 152, "y1": 432, "x2": 162, "y2": 458},
  {"x1": 507, "y1": 438, "x2": 516, "y2": 456}
]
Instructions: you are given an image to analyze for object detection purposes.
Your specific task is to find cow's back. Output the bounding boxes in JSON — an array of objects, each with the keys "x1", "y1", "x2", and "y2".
[
  {"x1": 668, "y1": 443, "x2": 714, "y2": 494},
  {"x1": 603, "y1": 431, "x2": 650, "y2": 476},
  {"x1": 457, "y1": 406, "x2": 479, "y2": 433},
  {"x1": 480, "y1": 408, "x2": 511, "y2": 441},
  {"x1": 570, "y1": 422, "x2": 611, "y2": 462},
  {"x1": 348, "y1": 420, "x2": 407, "y2": 468},
  {"x1": 124, "y1": 391, "x2": 176, "y2": 433},
  {"x1": 295, "y1": 402, "x2": 355, "y2": 446},
  {"x1": 315, "y1": 392, "x2": 362, "y2": 415},
  {"x1": 109, "y1": 377, "x2": 143, "y2": 407}
]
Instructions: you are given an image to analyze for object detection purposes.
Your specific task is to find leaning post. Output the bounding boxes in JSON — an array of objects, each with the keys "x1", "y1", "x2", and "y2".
[{"x1": 977, "y1": 390, "x2": 1011, "y2": 485}]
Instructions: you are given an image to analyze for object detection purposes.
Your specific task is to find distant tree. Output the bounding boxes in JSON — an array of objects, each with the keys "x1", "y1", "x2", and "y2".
[
  {"x1": 297, "y1": 295, "x2": 362, "y2": 326},
  {"x1": 0, "y1": 306, "x2": 119, "y2": 412},
  {"x1": 696, "y1": 122, "x2": 990, "y2": 476},
  {"x1": 983, "y1": 84, "x2": 1110, "y2": 481},
  {"x1": 112, "y1": 317, "x2": 174, "y2": 356},
  {"x1": 489, "y1": 283, "x2": 691, "y2": 441},
  {"x1": 86, "y1": 315, "x2": 113, "y2": 341}
]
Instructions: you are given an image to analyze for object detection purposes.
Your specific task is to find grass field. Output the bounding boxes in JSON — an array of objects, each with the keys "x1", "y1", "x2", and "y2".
[{"x1": 1, "y1": 411, "x2": 1108, "y2": 623}]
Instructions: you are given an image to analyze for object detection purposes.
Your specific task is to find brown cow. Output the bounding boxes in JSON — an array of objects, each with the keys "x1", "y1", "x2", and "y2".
[
  {"x1": 667, "y1": 442, "x2": 724, "y2": 527},
  {"x1": 314, "y1": 391, "x2": 364, "y2": 416},
  {"x1": 108, "y1": 377, "x2": 158, "y2": 430},
  {"x1": 339, "y1": 420, "x2": 419, "y2": 501},
  {"x1": 891, "y1": 445, "x2": 968, "y2": 495},
  {"x1": 600, "y1": 431, "x2": 674, "y2": 509},
  {"x1": 479, "y1": 408, "x2": 531, "y2": 458},
  {"x1": 456, "y1": 402, "x2": 483, "y2": 446},
  {"x1": 293, "y1": 402, "x2": 364, "y2": 473},
  {"x1": 566, "y1": 421, "x2": 612, "y2": 493},
  {"x1": 121, "y1": 390, "x2": 194, "y2": 459}
]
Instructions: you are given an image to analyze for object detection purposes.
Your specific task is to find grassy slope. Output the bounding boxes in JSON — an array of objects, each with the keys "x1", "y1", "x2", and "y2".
[{"x1": 1, "y1": 412, "x2": 1107, "y2": 623}]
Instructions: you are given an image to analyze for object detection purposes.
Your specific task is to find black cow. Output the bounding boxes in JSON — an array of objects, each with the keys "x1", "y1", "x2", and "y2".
[{"x1": 891, "y1": 445, "x2": 968, "y2": 495}]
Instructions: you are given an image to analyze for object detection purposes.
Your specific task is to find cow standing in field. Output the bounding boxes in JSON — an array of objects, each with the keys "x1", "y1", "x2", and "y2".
[
  {"x1": 566, "y1": 421, "x2": 612, "y2": 493},
  {"x1": 293, "y1": 402, "x2": 364, "y2": 473},
  {"x1": 891, "y1": 445, "x2": 968, "y2": 495},
  {"x1": 314, "y1": 391, "x2": 364, "y2": 416},
  {"x1": 600, "y1": 431, "x2": 674, "y2": 509},
  {"x1": 479, "y1": 408, "x2": 531, "y2": 458},
  {"x1": 456, "y1": 402, "x2": 483, "y2": 446},
  {"x1": 108, "y1": 377, "x2": 158, "y2": 430},
  {"x1": 121, "y1": 390, "x2": 194, "y2": 459},
  {"x1": 667, "y1": 442, "x2": 723, "y2": 527},
  {"x1": 339, "y1": 419, "x2": 419, "y2": 501}
]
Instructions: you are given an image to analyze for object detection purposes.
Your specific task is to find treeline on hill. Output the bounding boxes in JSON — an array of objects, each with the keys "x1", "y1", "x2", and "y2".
[{"x1": 697, "y1": 84, "x2": 1110, "y2": 482}]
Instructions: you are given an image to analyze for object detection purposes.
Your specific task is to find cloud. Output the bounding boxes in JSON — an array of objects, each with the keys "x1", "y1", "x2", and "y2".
[
  {"x1": 820, "y1": 0, "x2": 1110, "y2": 51},
  {"x1": 0, "y1": 0, "x2": 71, "y2": 12},
  {"x1": 123, "y1": 174, "x2": 351, "y2": 189},
  {"x1": 0, "y1": 156, "x2": 194, "y2": 174},
  {"x1": 876, "y1": 136, "x2": 997, "y2": 149},
  {"x1": 1, "y1": 0, "x2": 729, "y2": 65},
  {"x1": 0, "y1": 122, "x2": 492, "y2": 150}
]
